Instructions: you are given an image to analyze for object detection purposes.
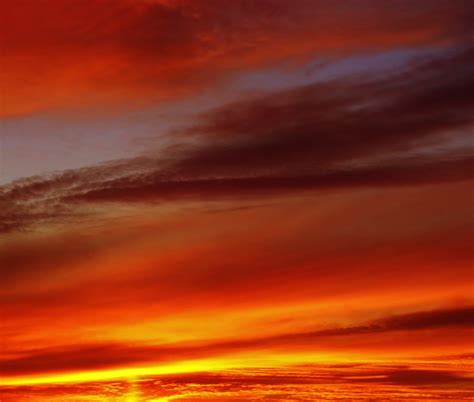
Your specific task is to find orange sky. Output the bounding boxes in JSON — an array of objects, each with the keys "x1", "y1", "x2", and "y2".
[{"x1": 0, "y1": 1, "x2": 473, "y2": 401}]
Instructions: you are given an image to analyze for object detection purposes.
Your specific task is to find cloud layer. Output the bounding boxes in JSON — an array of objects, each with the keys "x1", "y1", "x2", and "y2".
[
  {"x1": 1, "y1": 48, "x2": 473, "y2": 233},
  {"x1": 1, "y1": 0, "x2": 471, "y2": 116},
  {"x1": 1, "y1": 306, "x2": 473, "y2": 376},
  {"x1": 1, "y1": 2, "x2": 473, "y2": 399}
]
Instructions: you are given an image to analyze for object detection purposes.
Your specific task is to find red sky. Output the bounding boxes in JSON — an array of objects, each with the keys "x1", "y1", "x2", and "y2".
[{"x1": 0, "y1": 1, "x2": 473, "y2": 401}]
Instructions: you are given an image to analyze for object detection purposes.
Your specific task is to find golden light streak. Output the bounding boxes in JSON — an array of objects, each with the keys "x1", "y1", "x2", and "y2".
[{"x1": 1, "y1": 352, "x2": 362, "y2": 386}]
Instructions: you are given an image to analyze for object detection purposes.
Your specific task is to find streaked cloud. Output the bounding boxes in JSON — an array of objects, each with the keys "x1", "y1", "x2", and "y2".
[
  {"x1": 1, "y1": 1, "x2": 472, "y2": 400},
  {"x1": 2, "y1": 48, "x2": 472, "y2": 233}
]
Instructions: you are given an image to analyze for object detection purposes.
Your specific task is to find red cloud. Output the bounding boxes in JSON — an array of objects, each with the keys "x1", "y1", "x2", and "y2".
[{"x1": 1, "y1": 0, "x2": 471, "y2": 116}]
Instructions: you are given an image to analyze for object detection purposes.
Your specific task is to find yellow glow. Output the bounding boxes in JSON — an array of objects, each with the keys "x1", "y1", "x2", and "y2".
[{"x1": 0, "y1": 352, "x2": 357, "y2": 387}]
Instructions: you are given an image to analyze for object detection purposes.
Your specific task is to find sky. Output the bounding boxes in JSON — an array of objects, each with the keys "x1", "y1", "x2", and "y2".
[{"x1": 0, "y1": 1, "x2": 473, "y2": 401}]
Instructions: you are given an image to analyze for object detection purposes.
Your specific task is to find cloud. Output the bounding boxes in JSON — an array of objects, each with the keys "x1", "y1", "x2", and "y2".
[
  {"x1": 374, "y1": 368, "x2": 471, "y2": 386},
  {"x1": 1, "y1": 48, "x2": 473, "y2": 233},
  {"x1": 211, "y1": 306, "x2": 474, "y2": 351},
  {"x1": 370, "y1": 305, "x2": 474, "y2": 331},
  {"x1": 1, "y1": 363, "x2": 472, "y2": 401},
  {"x1": 159, "y1": 365, "x2": 474, "y2": 389},
  {"x1": 1, "y1": 306, "x2": 472, "y2": 376},
  {"x1": 1, "y1": 0, "x2": 471, "y2": 116},
  {"x1": 173, "y1": 47, "x2": 473, "y2": 176}
]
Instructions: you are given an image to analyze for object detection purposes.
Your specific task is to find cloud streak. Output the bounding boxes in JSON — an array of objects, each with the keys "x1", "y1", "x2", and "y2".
[
  {"x1": 1, "y1": 48, "x2": 473, "y2": 233},
  {"x1": 1, "y1": 306, "x2": 472, "y2": 376}
]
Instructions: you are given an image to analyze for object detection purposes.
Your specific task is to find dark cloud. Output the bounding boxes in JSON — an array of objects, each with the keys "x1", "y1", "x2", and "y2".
[
  {"x1": 1, "y1": 48, "x2": 473, "y2": 232},
  {"x1": 60, "y1": 157, "x2": 473, "y2": 203},
  {"x1": 376, "y1": 368, "x2": 471, "y2": 386},
  {"x1": 371, "y1": 305, "x2": 474, "y2": 331},
  {"x1": 213, "y1": 306, "x2": 474, "y2": 350},
  {"x1": 175, "y1": 47, "x2": 474, "y2": 175},
  {"x1": 161, "y1": 366, "x2": 474, "y2": 387},
  {"x1": 142, "y1": 365, "x2": 473, "y2": 388}
]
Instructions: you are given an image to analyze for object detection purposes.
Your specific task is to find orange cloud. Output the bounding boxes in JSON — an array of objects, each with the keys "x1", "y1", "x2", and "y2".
[
  {"x1": 1, "y1": 182, "x2": 472, "y2": 378},
  {"x1": 1, "y1": 362, "x2": 473, "y2": 401},
  {"x1": 1, "y1": 307, "x2": 473, "y2": 378}
]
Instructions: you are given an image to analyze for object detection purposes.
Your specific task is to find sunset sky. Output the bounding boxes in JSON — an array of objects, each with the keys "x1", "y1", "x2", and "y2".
[{"x1": 0, "y1": 1, "x2": 473, "y2": 401}]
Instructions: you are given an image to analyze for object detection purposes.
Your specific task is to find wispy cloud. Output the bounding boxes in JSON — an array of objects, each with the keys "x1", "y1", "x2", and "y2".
[{"x1": 1, "y1": 48, "x2": 472, "y2": 233}]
